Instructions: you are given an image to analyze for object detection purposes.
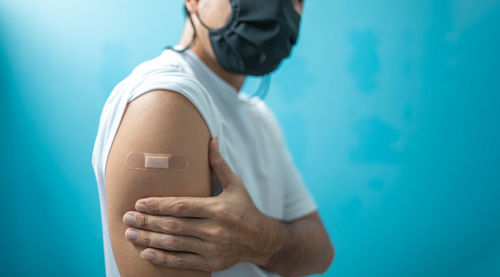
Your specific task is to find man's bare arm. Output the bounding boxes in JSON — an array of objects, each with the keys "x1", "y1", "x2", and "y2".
[
  {"x1": 105, "y1": 90, "x2": 212, "y2": 277},
  {"x1": 260, "y1": 211, "x2": 335, "y2": 276},
  {"x1": 117, "y1": 138, "x2": 334, "y2": 275}
]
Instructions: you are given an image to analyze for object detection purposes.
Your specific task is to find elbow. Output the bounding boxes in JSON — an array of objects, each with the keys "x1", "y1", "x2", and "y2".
[{"x1": 319, "y1": 243, "x2": 335, "y2": 274}]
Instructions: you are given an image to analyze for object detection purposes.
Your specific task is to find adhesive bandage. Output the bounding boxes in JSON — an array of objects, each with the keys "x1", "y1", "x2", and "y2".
[{"x1": 126, "y1": 152, "x2": 188, "y2": 171}]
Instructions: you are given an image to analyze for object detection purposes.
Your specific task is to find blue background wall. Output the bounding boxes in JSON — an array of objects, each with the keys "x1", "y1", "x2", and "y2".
[{"x1": 1, "y1": 0, "x2": 499, "y2": 276}]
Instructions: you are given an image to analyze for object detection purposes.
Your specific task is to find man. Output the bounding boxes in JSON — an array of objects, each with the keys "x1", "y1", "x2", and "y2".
[{"x1": 92, "y1": 0, "x2": 335, "y2": 276}]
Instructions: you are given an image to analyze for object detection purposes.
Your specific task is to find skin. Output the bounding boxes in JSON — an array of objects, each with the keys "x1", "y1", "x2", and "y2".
[
  {"x1": 124, "y1": 139, "x2": 335, "y2": 276},
  {"x1": 106, "y1": 91, "x2": 213, "y2": 276},
  {"x1": 106, "y1": 0, "x2": 334, "y2": 276}
]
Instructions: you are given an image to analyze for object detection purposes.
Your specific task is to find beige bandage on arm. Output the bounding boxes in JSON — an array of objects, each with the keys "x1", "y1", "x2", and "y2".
[{"x1": 126, "y1": 152, "x2": 189, "y2": 171}]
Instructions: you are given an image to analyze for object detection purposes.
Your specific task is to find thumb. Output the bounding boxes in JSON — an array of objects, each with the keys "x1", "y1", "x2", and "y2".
[{"x1": 210, "y1": 137, "x2": 239, "y2": 190}]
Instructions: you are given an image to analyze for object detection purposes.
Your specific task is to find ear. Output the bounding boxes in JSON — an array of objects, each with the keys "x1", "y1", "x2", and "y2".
[
  {"x1": 291, "y1": 0, "x2": 304, "y2": 16},
  {"x1": 185, "y1": 0, "x2": 200, "y2": 14}
]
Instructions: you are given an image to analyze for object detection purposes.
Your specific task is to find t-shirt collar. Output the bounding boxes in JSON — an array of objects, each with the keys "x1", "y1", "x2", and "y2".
[{"x1": 176, "y1": 46, "x2": 242, "y2": 106}]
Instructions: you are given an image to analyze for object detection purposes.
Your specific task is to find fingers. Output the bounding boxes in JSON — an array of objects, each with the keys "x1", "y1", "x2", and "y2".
[
  {"x1": 136, "y1": 196, "x2": 217, "y2": 218},
  {"x1": 209, "y1": 137, "x2": 239, "y2": 189},
  {"x1": 123, "y1": 211, "x2": 213, "y2": 240},
  {"x1": 125, "y1": 227, "x2": 206, "y2": 255},
  {"x1": 139, "y1": 248, "x2": 212, "y2": 272}
]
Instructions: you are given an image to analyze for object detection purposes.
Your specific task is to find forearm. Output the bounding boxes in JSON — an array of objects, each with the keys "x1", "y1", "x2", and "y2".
[{"x1": 256, "y1": 213, "x2": 335, "y2": 276}]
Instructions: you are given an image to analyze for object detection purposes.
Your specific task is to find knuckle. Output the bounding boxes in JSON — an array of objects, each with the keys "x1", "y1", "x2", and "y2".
[
  {"x1": 175, "y1": 256, "x2": 186, "y2": 268},
  {"x1": 161, "y1": 236, "x2": 171, "y2": 248},
  {"x1": 138, "y1": 214, "x2": 148, "y2": 228},
  {"x1": 172, "y1": 202, "x2": 185, "y2": 214},
  {"x1": 210, "y1": 226, "x2": 225, "y2": 239},
  {"x1": 215, "y1": 205, "x2": 232, "y2": 221},
  {"x1": 170, "y1": 236, "x2": 181, "y2": 248},
  {"x1": 161, "y1": 253, "x2": 171, "y2": 266},
  {"x1": 160, "y1": 220, "x2": 171, "y2": 233},
  {"x1": 220, "y1": 229, "x2": 230, "y2": 240},
  {"x1": 162, "y1": 236, "x2": 178, "y2": 248},
  {"x1": 213, "y1": 227, "x2": 223, "y2": 237},
  {"x1": 204, "y1": 243, "x2": 216, "y2": 254},
  {"x1": 163, "y1": 219, "x2": 180, "y2": 233},
  {"x1": 213, "y1": 202, "x2": 227, "y2": 214},
  {"x1": 142, "y1": 232, "x2": 152, "y2": 246}
]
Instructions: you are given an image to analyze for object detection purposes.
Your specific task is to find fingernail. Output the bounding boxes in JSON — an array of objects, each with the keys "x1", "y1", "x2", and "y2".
[
  {"x1": 125, "y1": 229, "x2": 138, "y2": 241},
  {"x1": 136, "y1": 202, "x2": 147, "y2": 212},
  {"x1": 123, "y1": 213, "x2": 136, "y2": 225},
  {"x1": 141, "y1": 250, "x2": 155, "y2": 261}
]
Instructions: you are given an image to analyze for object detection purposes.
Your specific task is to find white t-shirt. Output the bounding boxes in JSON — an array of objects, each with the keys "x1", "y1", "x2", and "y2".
[{"x1": 91, "y1": 47, "x2": 318, "y2": 277}]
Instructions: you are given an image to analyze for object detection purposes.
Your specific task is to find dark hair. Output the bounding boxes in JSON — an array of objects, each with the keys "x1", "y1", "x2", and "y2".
[{"x1": 164, "y1": 5, "x2": 197, "y2": 53}]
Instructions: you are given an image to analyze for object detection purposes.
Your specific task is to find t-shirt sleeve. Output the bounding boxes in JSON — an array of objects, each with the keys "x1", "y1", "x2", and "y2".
[
  {"x1": 256, "y1": 100, "x2": 318, "y2": 222},
  {"x1": 280, "y1": 139, "x2": 318, "y2": 221},
  {"x1": 128, "y1": 69, "x2": 222, "y2": 140}
]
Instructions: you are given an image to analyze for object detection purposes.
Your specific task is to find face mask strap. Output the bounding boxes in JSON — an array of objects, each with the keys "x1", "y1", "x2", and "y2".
[
  {"x1": 248, "y1": 75, "x2": 271, "y2": 100},
  {"x1": 164, "y1": 5, "x2": 198, "y2": 53},
  {"x1": 196, "y1": 12, "x2": 213, "y2": 31}
]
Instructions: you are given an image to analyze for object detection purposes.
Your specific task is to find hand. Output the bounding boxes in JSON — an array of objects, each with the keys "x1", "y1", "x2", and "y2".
[{"x1": 122, "y1": 137, "x2": 281, "y2": 272}]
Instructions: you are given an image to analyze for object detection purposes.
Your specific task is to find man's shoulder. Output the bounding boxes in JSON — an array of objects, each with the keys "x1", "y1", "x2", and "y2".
[
  {"x1": 130, "y1": 49, "x2": 189, "y2": 77},
  {"x1": 121, "y1": 50, "x2": 216, "y2": 117}
]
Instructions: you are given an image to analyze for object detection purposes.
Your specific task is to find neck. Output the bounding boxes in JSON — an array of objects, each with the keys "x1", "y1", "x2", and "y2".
[{"x1": 178, "y1": 22, "x2": 246, "y2": 92}]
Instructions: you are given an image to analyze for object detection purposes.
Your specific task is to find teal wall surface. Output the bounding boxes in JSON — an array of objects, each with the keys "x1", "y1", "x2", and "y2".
[{"x1": 1, "y1": 0, "x2": 499, "y2": 276}]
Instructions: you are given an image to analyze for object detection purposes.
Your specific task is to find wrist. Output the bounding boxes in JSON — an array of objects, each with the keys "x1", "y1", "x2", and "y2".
[{"x1": 253, "y1": 214, "x2": 291, "y2": 268}]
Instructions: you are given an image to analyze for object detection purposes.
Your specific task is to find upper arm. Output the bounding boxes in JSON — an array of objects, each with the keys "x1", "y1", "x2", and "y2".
[{"x1": 105, "y1": 90, "x2": 212, "y2": 277}]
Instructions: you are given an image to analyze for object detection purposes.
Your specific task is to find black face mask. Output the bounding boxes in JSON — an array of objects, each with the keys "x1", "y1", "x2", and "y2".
[{"x1": 197, "y1": 0, "x2": 301, "y2": 76}]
